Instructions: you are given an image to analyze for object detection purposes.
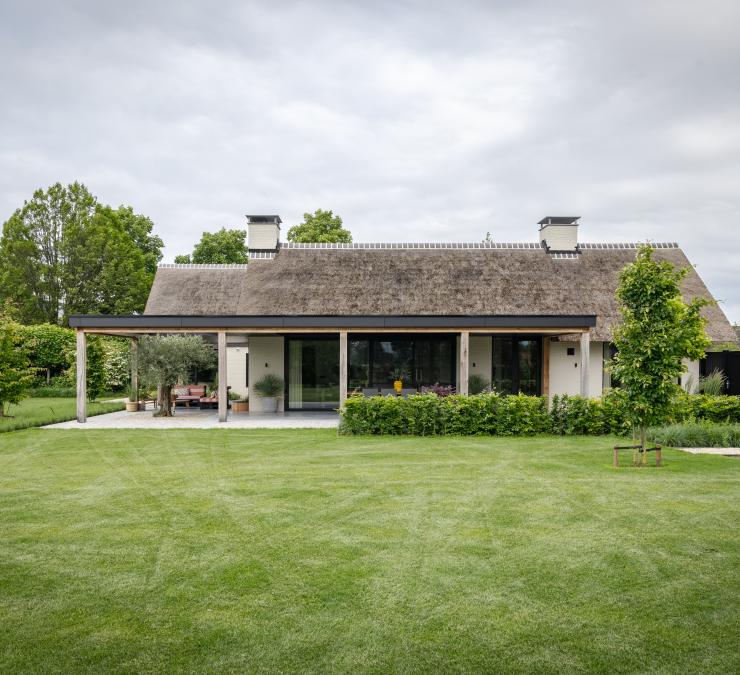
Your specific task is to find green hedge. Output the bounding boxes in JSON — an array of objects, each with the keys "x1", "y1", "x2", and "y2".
[
  {"x1": 340, "y1": 393, "x2": 550, "y2": 436},
  {"x1": 339, "y1": 391, "x2": 740, "y2": 436}
]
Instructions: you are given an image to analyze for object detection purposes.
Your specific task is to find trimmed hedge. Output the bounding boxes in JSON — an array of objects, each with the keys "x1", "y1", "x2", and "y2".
[
  {"x1": 340, "y1": 393, "x2": 550, "y2": 436},
  {"x1": 339, "y1": 391, "x2": 740, "y2": 436}
]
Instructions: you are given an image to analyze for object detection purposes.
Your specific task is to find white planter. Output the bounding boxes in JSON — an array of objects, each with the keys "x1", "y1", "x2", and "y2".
[{"x1": 261, "y1": 397, "x2": 278, "y2": 413}]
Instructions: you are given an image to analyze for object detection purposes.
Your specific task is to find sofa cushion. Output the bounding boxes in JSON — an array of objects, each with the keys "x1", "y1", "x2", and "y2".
[
  {"x1": 174, "y1": 387, "x2": 190, "y2": 397},
  {"x1": 190, "y1": 386, "x2": 206, "y2": 396}
]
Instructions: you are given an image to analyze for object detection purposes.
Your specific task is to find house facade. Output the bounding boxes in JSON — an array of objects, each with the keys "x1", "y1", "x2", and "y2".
[{"x1": 70, "y1": 215, "x2": 736, "y2": 421}]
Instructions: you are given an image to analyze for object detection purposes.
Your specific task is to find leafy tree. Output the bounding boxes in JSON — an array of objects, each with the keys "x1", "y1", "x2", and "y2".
[
  {"x1": 610, "y1": 245, "x2": 710, "y2": 464},
  {"x1": 286, "y1": 209, "x2": 352, "y2": 243},
  {"x1": 101, "y1": 337, "x2": 131, "y2": 392},
  {"x1": 114, "y1": 206, "x2": 164, "y2": 274},
  {"x1": 62, "y1": 205, "x2": 153, "y2": 318},
  {"x1": 20, "y1": 323, "x2": 76, "y2": 385},
  {"x1": 0, "y1": 182, "x2": 163, "y2": 325},
  {"x1": 0, "y1": 182, "x2": 96, "y2": 324},
  {"x1": 85, "y1": 336, "x2": 107, "y2": 401},
  {"x1": 137, "y1": 335, "x2": 215, "y2": 416},
  {"x1": 175, "y1": 228, "x2": 248, "y2": 264},
  {"x1": 0, "y1": 319, "x2": 34, "y2": 416}
]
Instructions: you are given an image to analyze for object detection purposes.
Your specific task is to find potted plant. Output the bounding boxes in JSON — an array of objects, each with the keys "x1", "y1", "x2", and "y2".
[
  {"x1": 232, "y1": 396, "x2": 249, "y2": 413},
  {"x1": 126, "y1": 383, "x2": 139, "y2": 412},
  {"x1": 390, "y1": 367, "x2": 409, "y2": 395},
  {"x1": 253, "y1": 374, "x2": 284, "y2": 412}
]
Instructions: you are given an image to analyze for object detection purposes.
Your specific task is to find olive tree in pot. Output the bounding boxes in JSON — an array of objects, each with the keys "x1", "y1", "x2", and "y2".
[
  {"x1": 253, "y1": 374, "x2": 284, "y2": 412},
  {"x1": 137, "y1": 335, "x2": 215, "y2": 417}
]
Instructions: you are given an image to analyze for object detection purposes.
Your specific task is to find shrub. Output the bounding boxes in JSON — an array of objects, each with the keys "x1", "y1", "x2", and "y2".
[
  {"x1": 339, "y1": 390, "x2": 740, "y2": 437},
  {"x1": 340, "y1": 392, "x2": 550, "y2": 436},
  {"x1": 253, "y1": 374, "x2": 284, "y2": 398},
  {"x1": 647, "y1": 422, "x2": 740, "y2": 448},
  {"x1": 468, "y1": 374, "x2": 490, "y2": 395},
  {"x1": 673, "y1": 393, "x2": 740, "y2": 424},
  {"x1": 550, "y1": 394, "x2": 603, "y2": 435},
  {"x1": 697, "y1": 369, "x2": 727, "y2": 396}
]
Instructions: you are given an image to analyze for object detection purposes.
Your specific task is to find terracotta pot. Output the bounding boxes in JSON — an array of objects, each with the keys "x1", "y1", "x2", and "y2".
[{"x1": 393, "y1": 380, "x2": 403, "y2": 394}]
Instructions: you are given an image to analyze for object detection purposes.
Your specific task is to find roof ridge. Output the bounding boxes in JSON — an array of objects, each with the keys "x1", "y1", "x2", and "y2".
[
  {"x1": 158, "y1": 263, "x2": 250, "y2": 269},
  {"x1": 279, "y1": 242, "x2": 680, "y2": 250}
]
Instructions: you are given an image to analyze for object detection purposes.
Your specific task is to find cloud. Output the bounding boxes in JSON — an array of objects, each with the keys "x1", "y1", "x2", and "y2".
[{"x1": 1, "y1": 0, "x2": 738, "y2": 322}]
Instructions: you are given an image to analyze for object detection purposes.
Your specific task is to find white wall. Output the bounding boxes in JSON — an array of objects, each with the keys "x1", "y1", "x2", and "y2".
[
  {"x1": 226, "y1": 346, "x2": 249, "y2": 397},
  {"x1": 680, "y1": 358, "x2": 701, "y2": 392},
  {"x1": 549, "y1": 340, "x2": 604, "y2": 398},
  {"x1": 469, "y1": 336, "x2": 492, "y2": 385},
  {"x1": 248, "y1": 336, "x2": 285, "y2": 411}
]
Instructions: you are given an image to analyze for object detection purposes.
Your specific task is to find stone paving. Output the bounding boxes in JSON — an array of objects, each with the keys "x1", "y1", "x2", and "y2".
[
  {"x1": 678, "y1": 447, "x2": 740, "y2": 456},
  {"x1": 45, "y1": 408, "x2": 340, "y2": 430}
]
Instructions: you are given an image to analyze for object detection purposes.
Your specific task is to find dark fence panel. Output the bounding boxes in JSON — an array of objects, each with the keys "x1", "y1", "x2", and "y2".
[{"x1": 701, "y1": 351, "x2": 740, "y2": 395}]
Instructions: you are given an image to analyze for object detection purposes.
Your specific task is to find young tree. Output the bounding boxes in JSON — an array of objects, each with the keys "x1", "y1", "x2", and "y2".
[
  {"x1": 610, "y1": 245, "x2": 710, "y2": 464},
  {"x1": 137, "y1": 335, "x2": 215, "y2": 416},
  {"x1": 286, "y1": 209, "x2": 352, "y2": 243},
  {"x1": 175, "y1": 228, "x2": 248, "y2": 264},
  {"x1": 0, "y1": 320, "x2": 34, "y2": 416}
]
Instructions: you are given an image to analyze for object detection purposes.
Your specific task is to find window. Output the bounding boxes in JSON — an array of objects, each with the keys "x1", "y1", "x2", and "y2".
[
  {"x1": 492, "y1": 336, "x2": 542, "y2": 395},
  {"x1": 348, "y1": 335, "x2": 455, "y2": 391}
]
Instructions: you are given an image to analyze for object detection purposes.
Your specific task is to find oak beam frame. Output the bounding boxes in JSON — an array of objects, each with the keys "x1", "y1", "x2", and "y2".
[
  {"x1": 580, "y1": 331, "x2": 591, "y2": 398},
  {"x1": 459, "y1": 331, "x2": 470, "y2": 395},
  {"x1": 76, "y1": 330, "x2": 87, "y2": 423},
  {"x1": 130, "y1": 338, "x2": 138, "y2": 403},
  {"x1": 339, "y1": 330, "x2": 348, "y2": 408},
  {"x1": 218, "y1": 331, "x2": 227, "y2": 422}
]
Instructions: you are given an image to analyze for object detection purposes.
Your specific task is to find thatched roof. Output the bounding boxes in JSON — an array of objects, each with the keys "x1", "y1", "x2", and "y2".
[{"x1": 144, "y1": 244, "x2": 735, "y2": 342}]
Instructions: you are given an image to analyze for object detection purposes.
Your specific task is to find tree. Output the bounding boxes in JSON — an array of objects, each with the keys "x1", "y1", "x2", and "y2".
[
  {"x1": 20, "y1": 323, "x2": 75, "y2": 385},
  {"x1": 286, "y1": 209, "x2": 352, "y2": 243},
  {"x1": 175, "y1": 228, "x2": 248, "y2": 264},
  {"x1": 0, "y1": 183, "x2": 163, "y2": 325},
  {"x1": 0, "y1": 182, "x2": 96, "y2": 324},
  {"x1": 0, "y1": 320, "x2": 34, "y2": 416},
  {"x1": 114, "y1": 206, "x2": 164, "y2": 275},
  {"x1": 62, "y1": 205, "x2": 153, "y2": 318},
  {"x1": 137, "y1": 335, "x2": 215, "y2": 416},
  {"x1": 610, "y1": 245, "x2": 710, "y2": 464}
]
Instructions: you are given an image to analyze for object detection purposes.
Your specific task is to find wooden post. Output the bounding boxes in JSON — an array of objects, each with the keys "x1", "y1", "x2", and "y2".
[
  {"x1": 580, "y1": 331, "x2": 590, "y2": 398},
  {"x1": 339, "y1": 330, "x2": 348, "y2": 409},
  {"x1": 76, "y1": 330, "x2": 87, "y2": 423},
  {"x1": 613, "y1": 446, "x2": 619, "y2": 468},
  {"x1": 218, "y1": 331, "x2": 227, "y2": 423},
  {"x1": 459, "y1": 331, "x2": 470, "y2": 395},
  {"x1": 655, "y1": 445, "x2": 662, "y2": 468},
  {"x1": 130, "y1": 338, "x2": 138, "y2": 402},
  {"x1": 542, "y1": 337, "x2": 550, "y2": 398}
]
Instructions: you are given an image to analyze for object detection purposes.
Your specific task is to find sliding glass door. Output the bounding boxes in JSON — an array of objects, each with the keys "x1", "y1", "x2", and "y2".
[
  {"x1": 286, "y1": 338, "x2": 339, "y2": 409},
  {"x1": 491, "y1": 336, "x2": 542, "y2": 395},
  {"x1": 348, "y1": 335, "x2": 455, "y2": 391}
]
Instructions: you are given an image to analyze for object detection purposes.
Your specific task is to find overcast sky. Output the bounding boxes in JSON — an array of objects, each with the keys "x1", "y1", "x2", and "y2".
[{"x1": 1, "y1": 0, "x2": 738, "y2": 322}]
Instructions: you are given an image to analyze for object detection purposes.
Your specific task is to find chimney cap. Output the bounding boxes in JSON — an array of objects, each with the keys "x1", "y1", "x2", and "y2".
[
  {"x1": 246, "y1": 214, "x2": 282, "y2": 224},
  {"x1": 538, "y1": 216, "x2": 580, "y2": 227}
]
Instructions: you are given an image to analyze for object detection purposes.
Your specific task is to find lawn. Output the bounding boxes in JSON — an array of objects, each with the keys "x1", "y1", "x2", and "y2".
[
  {"x1": 0, "y1": 430, "x2": 738, "y2": 673},
  {"x1": 0, "y1": 397, "x2": 125, "y2": 432}
]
